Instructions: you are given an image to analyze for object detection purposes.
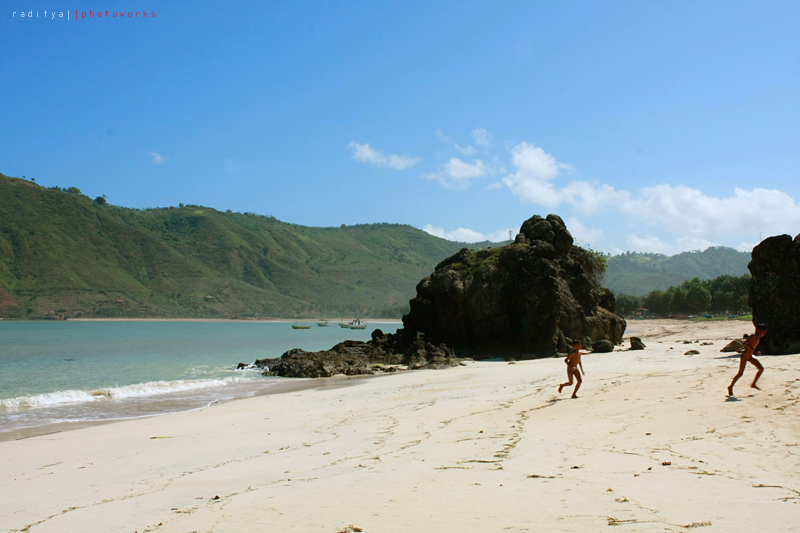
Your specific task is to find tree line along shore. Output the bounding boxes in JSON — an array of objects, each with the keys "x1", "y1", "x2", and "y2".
[{"x1": 615, "y1": 273, "x2": 752, "y2": 318}]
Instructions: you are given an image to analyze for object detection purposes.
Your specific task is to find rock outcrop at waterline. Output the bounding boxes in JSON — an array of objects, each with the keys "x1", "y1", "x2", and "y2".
[
  {"x1": 402, "y1": 214, "x2": 625, "y2": 357},
  {"x1": 252, "y1": 329, "x2": 459, "y2": 378},
  {"x1": 246, "y1": 215, "x2": 626, "y2": 377},
  {"x1": 748, "y1": 233, "x2": 800, "y2": 355}
]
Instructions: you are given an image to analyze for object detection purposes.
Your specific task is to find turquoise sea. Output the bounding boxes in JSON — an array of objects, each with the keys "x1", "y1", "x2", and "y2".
[{"x1": 0, "y1": 320, "x2": 400, "y2": 434}]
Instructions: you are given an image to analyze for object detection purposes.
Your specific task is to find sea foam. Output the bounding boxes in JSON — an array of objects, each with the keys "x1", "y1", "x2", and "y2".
[{"x1": 0, "y1": 377, "x2": 247, "y2": 412}]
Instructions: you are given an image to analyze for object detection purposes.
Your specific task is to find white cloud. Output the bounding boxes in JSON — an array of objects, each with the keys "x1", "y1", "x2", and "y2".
[
  {"x1": 423, "y1": 157, "x2": 487, "y2": 191},
  {"x1": 500, "y1": 141, "x2": 800, "y2": 247},
  {"x1": 566, "y1": 218, "x2": 604, "y2": 247},
  {"x1": 438, "y1": 127, "x2": 490, "y2": 155},
  {"x1": 510, "y1": 142, "x2": 559, "y2": 180},
  {"x1": 387, "y1": 153, "x2": 419, "y2": 170},
  {"x1": 501, "y1": 142, "x2": 562, "y2": 206},
  {"x1": 427, "y1": 134, "x2": 800, "y2": 254},
  {"x1": 150, "y1": 152, "x2": 167, "y2": 164},
  {"x1": 561, "y1": 181, "x2": 629, "y2": 214},
  {"x1": 501, "y1": 142, "x2": 628, "y2": 213},
  {"x1": 435, "y1": 128, "x2": 452, "y2": 143},
  {"x1": 472, "y1": 127, "x2": 492, "y2": 147},
  {"x1": 423, "y1": 224, "x2": 486, "y2": 242},
  {"x1": 454, "y1": 144, "x2": 476, "y2": 155},
  {"x1": 625, "y1": 234, "x2": 719, "y2": 255},
  {"x1": 349, "y1": 142, "x2": 419, "y2": 170},
  {"x1": 502, "y1": 145, "x2": 559, "y2": 206},
  {"x1": 423, "y1": 224, "x2": 515, "y2": 243},
  {"x1": 621, "y1": 185, "x2": 800, "y2": 241},
  {"x1": 624, "y1": 235, "x2": 672, "y2": 254},
  {"x1": 736, "y1": 242, "x2": 757, "y2": 253},
  {"x1": 486, "y1": 228, "x2": 517, "y2": 242},
  {"x1": 446, "y1": 158, "x2": 486, "y2": 179}
]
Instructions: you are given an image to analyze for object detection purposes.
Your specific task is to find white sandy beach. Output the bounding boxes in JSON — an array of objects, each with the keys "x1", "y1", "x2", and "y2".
[{"x1": 2, "y1": 320, "x2": 799, "y2": 532}]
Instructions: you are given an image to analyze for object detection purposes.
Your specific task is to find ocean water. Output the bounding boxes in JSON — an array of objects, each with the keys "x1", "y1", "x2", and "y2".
[{"x1": 0, "y1": 320, "x2": 400, "y2": 434}]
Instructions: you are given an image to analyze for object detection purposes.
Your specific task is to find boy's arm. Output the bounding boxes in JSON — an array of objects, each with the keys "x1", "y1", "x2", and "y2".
[{"x1": 579, "y1": 360, "x2": 585, "y2": 374}]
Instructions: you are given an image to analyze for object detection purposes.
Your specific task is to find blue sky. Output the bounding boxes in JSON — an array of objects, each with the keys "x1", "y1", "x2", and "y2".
[{"x1": 2, "y1": 0, "x2": 798, "y2": 254}]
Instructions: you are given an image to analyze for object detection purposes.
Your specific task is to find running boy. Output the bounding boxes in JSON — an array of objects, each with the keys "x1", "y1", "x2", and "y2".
[
  {"x1": 558, "y1": 340, "x2": 585, "y2": 398},
  {"x1": 728, "y1": 323, "x2": 767, "y2": 396}
]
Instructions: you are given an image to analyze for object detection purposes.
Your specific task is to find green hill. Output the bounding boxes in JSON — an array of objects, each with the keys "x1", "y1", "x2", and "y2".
[
  {"x1": 604, "y1": 247, "x2": 751, "y2": 296},
  {"x1": 0, "y1": 173, "x2": 500, "y2": 319}
]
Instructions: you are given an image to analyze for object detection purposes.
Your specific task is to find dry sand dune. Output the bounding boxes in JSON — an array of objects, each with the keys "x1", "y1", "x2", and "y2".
[{"x1": 2, "y1": 320, "x2": 799, "y2": 532}]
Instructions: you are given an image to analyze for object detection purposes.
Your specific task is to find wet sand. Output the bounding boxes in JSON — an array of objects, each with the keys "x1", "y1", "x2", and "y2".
[{"x1": 0, "y1": 374, "x2": 374, "y2": 443}]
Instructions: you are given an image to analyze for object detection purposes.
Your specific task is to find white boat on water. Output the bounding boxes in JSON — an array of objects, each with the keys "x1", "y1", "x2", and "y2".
[
  {"x1": 317, "y1": 320, "x2": 333, "y2": 327},
  {"x1": 349, "y1": 319, "x2": 367, "y2": 330},
  {"x1": 338, "y1": 318, "x2": 367, "y2": 329}
]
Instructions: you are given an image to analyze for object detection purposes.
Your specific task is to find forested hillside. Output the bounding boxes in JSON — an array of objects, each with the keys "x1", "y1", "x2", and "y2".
[
  {"x1": 0, "y1": 174, "x2": 497, "y2": 319},
  {"x1": 604, "y1": 248, "x2": 750, "y2": 296}
]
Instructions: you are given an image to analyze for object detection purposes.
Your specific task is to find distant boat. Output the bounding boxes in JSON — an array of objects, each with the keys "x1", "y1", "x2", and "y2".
[
  {"x1": 349, "y1": 319, "x2": 367, "y2": 330},
  {"x1": 291, "y1": 323, "x2": 312, "y2": 329},
  {"x1": 317, "y1": 320, "x2": 333, "y2": 327}
]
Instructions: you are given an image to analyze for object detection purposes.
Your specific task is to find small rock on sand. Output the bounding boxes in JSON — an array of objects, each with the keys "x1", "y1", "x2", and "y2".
[
  {"x1": 629, "y1": 337, "x2": 646, "y2": 350},
  {"x1": 721, "y1": 338, "x2": 745, "y2": 352}
]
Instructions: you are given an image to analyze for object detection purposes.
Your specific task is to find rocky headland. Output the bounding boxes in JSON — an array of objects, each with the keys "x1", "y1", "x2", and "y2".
[
  {"x1": 749, "y1": 233, "x2": 800, "y2": 354},
  {"x1": 249, "y1": 215, "x2": 626, "y2": 377}
]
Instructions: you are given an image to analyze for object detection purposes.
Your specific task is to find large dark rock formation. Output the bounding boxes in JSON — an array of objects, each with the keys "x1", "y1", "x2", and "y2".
[
  {"x1": 402, "y1": 214, "x2": 625, "y2": 357},
  {"x1": 247, "y1": 215, "x2": 626, "y2": 377},
  {"x1": 748, "y1": 234, "x2": 800, "y2": 354}
]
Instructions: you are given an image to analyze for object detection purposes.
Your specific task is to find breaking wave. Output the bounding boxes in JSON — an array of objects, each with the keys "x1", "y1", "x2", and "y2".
[{"x1": 0, "y1": 377, "x2": 248, "y2": 412}]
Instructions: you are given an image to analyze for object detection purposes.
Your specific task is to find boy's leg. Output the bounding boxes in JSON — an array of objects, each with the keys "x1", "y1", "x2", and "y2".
[
  {"x1": 559, "y1": 368, "x2": 574, "y2": 393},
  {"x1": 749, "y1": 357, "x2": 764, "y2": 390},
  {"x1": 728, "y1": 357, "x2": 747, "y2": 396},
  {"x1": 572, "y1": 374, "x2": 582, "y2": 398}
]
